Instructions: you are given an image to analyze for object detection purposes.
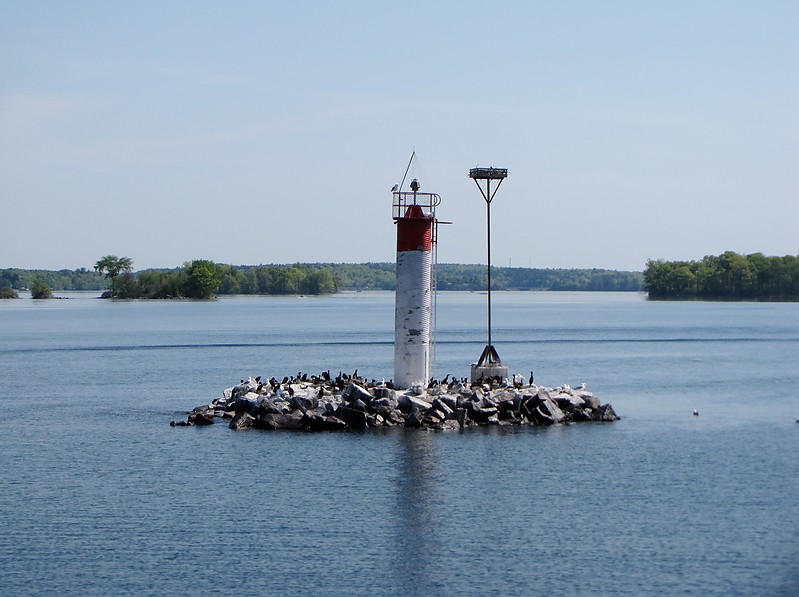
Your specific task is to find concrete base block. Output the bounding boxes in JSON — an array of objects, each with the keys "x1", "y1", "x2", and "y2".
[{"x1": 470, "y1": 363, "x2": 510, "y2": 384}]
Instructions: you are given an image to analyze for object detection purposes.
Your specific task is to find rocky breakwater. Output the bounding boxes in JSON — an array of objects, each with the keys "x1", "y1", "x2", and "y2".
[{"x1": 172, "y1": 372, "x2": 619, "y2": 431}]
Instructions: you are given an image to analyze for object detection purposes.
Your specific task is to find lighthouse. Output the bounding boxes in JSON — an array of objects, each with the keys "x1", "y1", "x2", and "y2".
[{"x1": 393, "y1": 179, "x2": 441, "y2": 390}]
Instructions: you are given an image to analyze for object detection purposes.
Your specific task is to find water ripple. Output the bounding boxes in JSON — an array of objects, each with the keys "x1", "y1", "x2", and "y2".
[{"x1": 2, "y1": 335, "x2": 795, "y2": 355}]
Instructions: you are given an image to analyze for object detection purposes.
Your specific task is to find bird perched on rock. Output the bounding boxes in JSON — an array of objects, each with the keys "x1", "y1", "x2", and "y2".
[{"x1": 693, "y1": 409, "x2": 699, "y2": 416}]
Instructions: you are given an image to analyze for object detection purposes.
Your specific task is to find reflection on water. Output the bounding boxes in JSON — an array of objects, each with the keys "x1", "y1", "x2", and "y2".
[{"x1": 393, "y1": 430, "x2": 438, "y2": 591}]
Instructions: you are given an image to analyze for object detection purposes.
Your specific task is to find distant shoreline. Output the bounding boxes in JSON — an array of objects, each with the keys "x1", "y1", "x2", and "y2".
[{"x1": 2, "y1": 263, "x2": 644, "y2": 295}]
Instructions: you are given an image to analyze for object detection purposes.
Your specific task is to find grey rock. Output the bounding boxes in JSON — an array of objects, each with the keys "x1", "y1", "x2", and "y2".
[
  {"x1": 230, "y1": 397, "x2": 259, "y2": 415},
  {"x1": 555, "y1": 394, "x2": 585, "y2": 412},
  {"x1": 470, "y1": 406, "x2": 499, "y2": 424},
  {"x1": 342, "y1": 383, "x2": 372, "y2": 404},
  {"x1": 438, "y1": 394, "x2": 459, "y2": 411},
  {"x1": 304, "y1": 413, "x2": 348, "y2": 431},
  {"x1": 189, "y1": 412, "x2": 215, "y2": 426},
  {"x1": 404, "y1": 408, "x2": 424, "y2": 428},
  {"x1": 398, "y1": 394, "x2": 433, "y2": 414},
  {"x1": 520, "y1": 395, "x2": 545, "y2": 421},
  {"x1": 387, "y1": 409, "x2": 407, "y2": 426},
  {"x1": 530, "y1": 398, "x2": 566, "y2": 425},
  {"x1": 256, "y1": 398, "x2": 282, "y2": 416},
  {"x1": 229, "y1": 412, "x2": 255, "y2": 430},
  {"x1": 582, "y1": 395, "x2": 601, "y2": 410},
  {"x1": 290, "y1": 395, "x2": 318, "y2": 413},
  {"x1": 348, "y1": 398, "x2": 368, "y2": 412},
  {"x1": 255, "y1": 411, "x2": 305, "y2": 430},
  {"x1": 370, "y1": 396, "x2": 399, "y2": 412},
  {"x1": 336, "y1": 405, "x2": 368, "y2": 429},
  {"x1": 431, "y1": 398, "x2": 453, "y2": 417},
  {"x1": 373, "y1": 387, "x2": 396, "y2": 399},
  {"x1": 498, "y1": 410, "x2": 520, "y2": 423},
  {"x1": 597, "y1": 403, "x2": 619, "y2": 422}
]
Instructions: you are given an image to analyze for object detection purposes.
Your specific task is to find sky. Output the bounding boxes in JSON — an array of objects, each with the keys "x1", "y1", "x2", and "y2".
[{"x1": 1, "y1": 1, "x2": 797, "y2": 271}]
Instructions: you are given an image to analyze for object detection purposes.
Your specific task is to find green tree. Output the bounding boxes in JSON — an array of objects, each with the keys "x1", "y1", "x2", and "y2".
[
  {"x1": 182, "y1": 260, "x2": 220, "y2": 299},
  {"x1": 113, "y1": 272, "x2": 141, "y2": 299},
  {"x1": 30, "y1": 279, "x2": 53, "y2": 299},
  {"x1": 137, "y1": 270, "x2": 183, "y2": 298},
  {"x1": 94, "y1": 255, "x2": 133, "y2": 297},
  {"x1": 0, "y1": 287, "x2": 19, "y2": 299},
  {"x1": 216, "y1": 264, "x2": 242, "y2": 294},
  {"x1": 299, "y1": 268, "x2": 336, "y2": 294}
]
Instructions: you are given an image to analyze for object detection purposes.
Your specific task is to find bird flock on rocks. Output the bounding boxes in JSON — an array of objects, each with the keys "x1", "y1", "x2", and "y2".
[{"x1": 172, "y1": 367, "x2": 620, "y2": 432}]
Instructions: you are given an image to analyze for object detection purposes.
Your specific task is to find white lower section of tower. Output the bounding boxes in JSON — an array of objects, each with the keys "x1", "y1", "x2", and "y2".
[{"x1": 394, "y1": 250, "x2": 432, "y2": 390}]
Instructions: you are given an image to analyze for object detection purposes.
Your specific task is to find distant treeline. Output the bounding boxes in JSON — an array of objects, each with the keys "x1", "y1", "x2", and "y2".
[
  {"x1": 0, "y1": 268, "x2": 105, "y2": 291},
  {"x1": 433, "y1": 264, "x2": 642, "y2": 292},
  {"x1": 2, "y1": 263, "x2": 643, "y2": 294},
  {"x1": 644, "y1": 252, "x2": 799, "y2": 300}
]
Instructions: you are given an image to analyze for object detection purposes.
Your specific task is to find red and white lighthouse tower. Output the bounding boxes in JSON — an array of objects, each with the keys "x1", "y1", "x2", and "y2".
[{"x1": 392, "y1": 179, "x2": 441, "y2": 390}]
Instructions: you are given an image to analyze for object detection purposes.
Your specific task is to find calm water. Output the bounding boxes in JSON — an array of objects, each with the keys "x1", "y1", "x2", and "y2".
[{"x1": 0, "y1": 291, "x2": 797, "y2": 596}]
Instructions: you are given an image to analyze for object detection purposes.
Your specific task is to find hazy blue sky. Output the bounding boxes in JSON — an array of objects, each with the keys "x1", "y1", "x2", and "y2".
[{"x1": 2, "y1": 1, "x2": 797, "y2": 271}]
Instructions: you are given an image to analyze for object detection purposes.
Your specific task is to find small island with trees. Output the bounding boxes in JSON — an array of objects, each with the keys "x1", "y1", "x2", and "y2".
[{"x1": 644, "y1": 251, "x2": 799, "y2": 301}]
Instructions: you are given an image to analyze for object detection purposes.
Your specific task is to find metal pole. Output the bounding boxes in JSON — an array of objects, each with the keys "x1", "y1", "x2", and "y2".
[{"x1": 486, "y1": 179, "x2": 492, "y2": 353}]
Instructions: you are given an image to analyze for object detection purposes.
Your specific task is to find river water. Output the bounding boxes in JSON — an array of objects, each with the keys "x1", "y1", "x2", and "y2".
[{"x1": 0, "y1": 291, "x2": 797, "y2": 596}]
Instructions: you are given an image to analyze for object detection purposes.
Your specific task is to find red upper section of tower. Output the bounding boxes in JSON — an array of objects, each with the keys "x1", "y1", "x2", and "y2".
[{"x1": 396, "y1": 204, "x2": 433, "y2": 252}]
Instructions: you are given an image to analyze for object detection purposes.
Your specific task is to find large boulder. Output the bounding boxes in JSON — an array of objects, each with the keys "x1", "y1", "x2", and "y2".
[
  {"x1": 581, "y1": 394, "x2": 601, "y2": 410},
  {"x1": 304, "y1": 413, "x2": 348, "y2": 431},
  {"x1": 398, "y1": 394, "x2": 432, "y2": 414},
  {"x1": 347, "y1": 398, "x2": 368, "y2": 412},
  {"x1": 373, "y1": 387, "x2": 396, "y2": 400},
  {"x1": 498, "y1": 409, "x2": 520, "y2": 423},
  {"x1": 430, "y1": 398, "x2": 453, "y2": 418},
  {"x1": 529, "y1": 398, "x2": 566, "y2": 425},
  {"x1": 519, "y1": 394, "x2": 544, "y2": 421},
  {"x1": 255, "y1": 411, "x2": 305, "y2": 430},
  {"x1": 386, "y1": 409, "x2": 407, "y2": 426},
  {"x1": 447, "y1": 408, "x2": 469, "y2": 429},
  {"x1": 342, "y1": 383, "x2": 372, "y2": 404},
  {"x1": 188, "y1": 411, "x2": 215, "y2": 425},
  {"x1": 596, "y1": 403, "x2": 619, "y2": 422},
  {"x1": 470, "y1": 405, "x2": 499, "y2": 424},
  {"x1": 231, "y1": 379, "x2": 258, "y2": 398},
  {"x1": 229, "y1": 396, "x2": 260, "y2": 415},
  {"x1": 437, "y1": 394, "x2": 459, "y2": 411},
  {"x1": 336, "y1": 405, "x2": 368, "y2": 429},
  {"x1": 493, "y1": 391, "x2": 517, "y2": 412},
  {"x1": 255, "y1": 398, "x2": 282, "y2": 416},
  {"x1": 370, "y1": 396, "x2": 399, "y2": 414},
  {"x1": 290, "y1": 395, "x2": 318, "y2": 413},
  {"x1": 229, "y1": 412, "x2": 255, "y2": 430},
  {"x1": 554, "y1": 394, "x2": 585, "y2": 412},
  {"x1": 404, "y1": 408, "x2": 424, "y2": 428}
]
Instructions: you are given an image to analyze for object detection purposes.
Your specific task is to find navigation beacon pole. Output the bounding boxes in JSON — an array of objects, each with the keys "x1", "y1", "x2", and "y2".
[
  {"x1": 469, "y1": 166, "x2": 510, "y2": 383},
  {"x1": 392, "y1": 179, "x2": 442, "y2": 390}
]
